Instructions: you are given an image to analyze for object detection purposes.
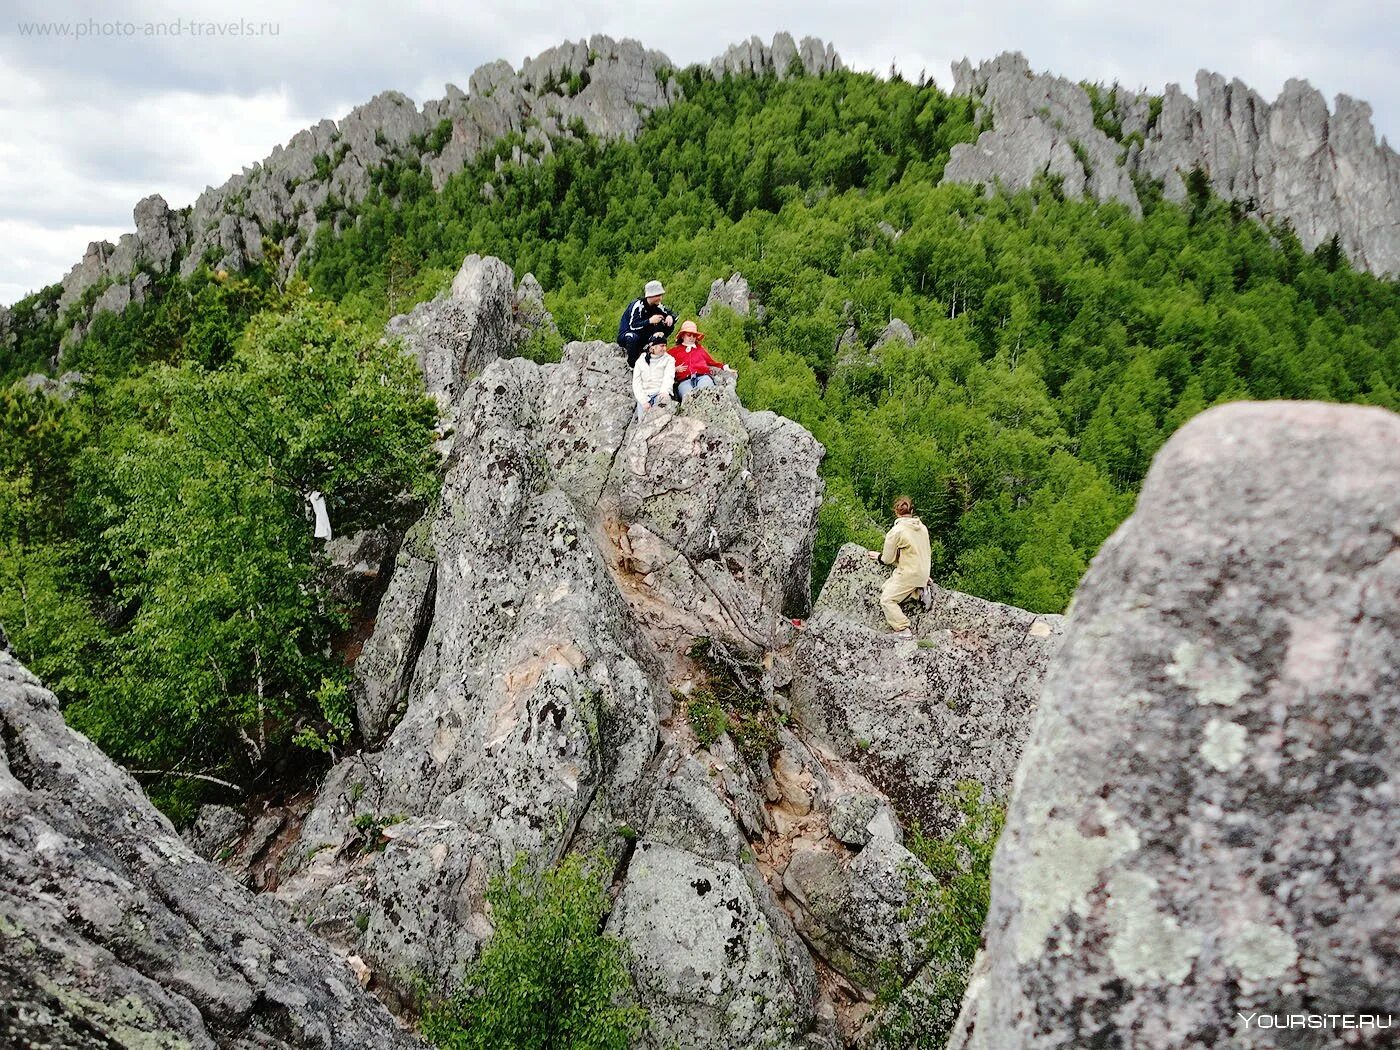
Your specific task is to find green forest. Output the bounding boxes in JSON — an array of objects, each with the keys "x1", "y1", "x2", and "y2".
[{"x1": 4, "y1": 63, "x2": 1400, "y2": 801}]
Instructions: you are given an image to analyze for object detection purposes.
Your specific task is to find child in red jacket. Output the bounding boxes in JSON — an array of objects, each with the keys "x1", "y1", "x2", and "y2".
[{"x1": 669, "y1": 320, "x2": 735, "y2": 401}]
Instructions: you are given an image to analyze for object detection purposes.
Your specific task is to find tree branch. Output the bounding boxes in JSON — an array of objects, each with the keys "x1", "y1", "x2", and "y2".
[{"x1": 125, "y1": 768, "x2": 245, "y2": 793}]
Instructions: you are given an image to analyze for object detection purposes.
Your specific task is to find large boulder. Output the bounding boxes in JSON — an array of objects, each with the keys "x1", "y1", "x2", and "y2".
[
  {"x1": 952, "y1": 402, "x2": 1400, "y2": 1048},
  {"x1": 790, "y1": 544, "x2": 1062, "y2": 834},
  {"x1": 608, "y1": 756, "x2": 824, "y2": 1049},
  {"x1": 0, "y1": 652, "x2": 419, "y2": 1049}
]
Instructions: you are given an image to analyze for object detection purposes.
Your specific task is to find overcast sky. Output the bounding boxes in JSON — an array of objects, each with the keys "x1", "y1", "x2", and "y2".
[{"x1": 3, "y1": 0, "x2": 1397, "y2": 306}]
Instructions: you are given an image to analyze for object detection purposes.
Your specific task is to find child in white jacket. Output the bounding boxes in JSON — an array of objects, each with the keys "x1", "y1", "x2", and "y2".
[{"x1": 632, "y1": 331, "x2": 676, "y2": 420}]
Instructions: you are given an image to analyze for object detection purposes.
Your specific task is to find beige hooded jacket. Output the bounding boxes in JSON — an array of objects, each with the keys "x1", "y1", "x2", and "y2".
[{"x1": 879, "y1": 515, "x2": 931, "y2": 591}]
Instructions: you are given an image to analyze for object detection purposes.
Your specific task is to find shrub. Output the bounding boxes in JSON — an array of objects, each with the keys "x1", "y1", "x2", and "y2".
[
  {"x1": 875, "y1": 783, "x2": 1005, "y2": 1048},
  {"x1": 421, "y1": 852, "x2": 647, "y2": 1050},
  {"x1": 685, "y1": 688, "x2": 728, "y2": 748}
]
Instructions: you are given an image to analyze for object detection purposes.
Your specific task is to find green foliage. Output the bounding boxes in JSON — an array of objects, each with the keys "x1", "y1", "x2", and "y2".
[
  {"x1": 1082, "y1": 81, "x2": 1123, "y2": 142},
  {"x1": 682, "y1": 637, "x2": 784, "y2": 760},
  {"x1": 421, "y1": 852, "x2": 647, "y2": 1050},
  {"x1": 2, "y1": 283, "x2": 65, "y2": 382},
  {"x1": 1, "y1": 286, "x2": 438, "y2": 800},
  {"x1": 295, "y1": 67, "x2": 1400, "y2": 612},
  {"x1": 877, "y1": 783, "x2": 1005, "y2": 1048},
  {"x1": 684, "y1": 688, "x2": 728, "y2": 747}
]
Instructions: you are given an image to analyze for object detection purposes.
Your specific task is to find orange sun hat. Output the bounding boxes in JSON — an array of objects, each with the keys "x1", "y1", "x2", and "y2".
[{"x1": 676, "y1": 319, "x2": 706, "y2": 341}]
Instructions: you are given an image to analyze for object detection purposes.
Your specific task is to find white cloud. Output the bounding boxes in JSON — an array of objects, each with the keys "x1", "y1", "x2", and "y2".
[
  {"x1": 4, "y1": 0, "x2": 1399, "y2": 305},
  {"x1": 0, "y1": 218, "x2": 128, "y2": 304}
]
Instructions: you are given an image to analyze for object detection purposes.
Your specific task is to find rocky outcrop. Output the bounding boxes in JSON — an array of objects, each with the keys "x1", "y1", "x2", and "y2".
[
  {"x1": 41, "y1": 34, "x2": 840, "y2": 356},
  {"x1": 384, "y1": 254, "x2": 541, "y2": 419},
  {"x1": 274, "y1": 340, "x2": 831, "y2": 1046},
  {"x1": 699, "y1": 271, "x2": 752, "y2": 318},
  {"x1": 951, "y1": 401, "x2": 1400, "y2": 1048},
  {"x1": 872, "y1": 318, "x2": 915, "y2": 350},
  {"x1": 948, "y1": 51, "x2": 1400, "y2": 275},
  {"x1": 18, "y1": 370, "x2": 85, "y2": 401},
  {"x1": 710, "y1": 32, "x2": 844, "y2": 81},
  {"x1": 0, "y1": 652, "x2": 420, "y2": 1049},
  {"x1": 790, "y1": 544, "x2": 1063, "y2": 835},
  {"x1": 946, "y1": 53, "x2": 1142, "y2": 217}
]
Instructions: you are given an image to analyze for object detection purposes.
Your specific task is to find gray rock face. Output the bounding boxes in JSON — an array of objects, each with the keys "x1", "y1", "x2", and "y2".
[
  {"x1": 17, "y1": 370, "x2": 85, "y2": 401},
  {"x1": 710, "y1": 32, "x2": 844, "y2": 80},
  {"x1": 784, "y1": 832, "x2": 933, "y2": 986},
  {"x1": 952, "y1": 401, "x2": 1400, "y2": 1049},
  {"x1": 185, "y1": 803, "x2": 251, "y2": 861},
  {"x1": 699, "y1": 272, "x2": 752, "y2": 318},
  {"x1": 790, "y1": 543, "x2": 1062, "y2": 835},
  {"x1": 872, "y1": 318, "x2": 915, "y2": 349},
  {"x1": 948, "y1": 51, "x2": 1400, "y2": 275},
  {"x1": 386, "y1": 254, "x2": 521, "y2": 417},
  {"x1": 0, "y1": 652, "x2": 419, "y2": 1049},
  {"x1": 352, "y1": 546, "x2": 436, "y2": 745},
  {"x1": 611, "y1": 839, "x2": 814, "y2": 1050},
  {"x1": 608, "y1": 755, "x2": 821, "y2": 1049},
  {"x1": 945, "y1": 53, "x2": 1142, "y2": 217},
  {"x1": 617, "y1": 386, "x2": 824, "y2": 653},
  {"x1": 278, "y1": 342, "x2": 828, "y2": 1050}
]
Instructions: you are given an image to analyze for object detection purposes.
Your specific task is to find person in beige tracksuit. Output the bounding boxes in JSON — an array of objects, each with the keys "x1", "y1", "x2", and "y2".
[{"x1": 866, "y1": 496, "x2": 931, "y2": 637}]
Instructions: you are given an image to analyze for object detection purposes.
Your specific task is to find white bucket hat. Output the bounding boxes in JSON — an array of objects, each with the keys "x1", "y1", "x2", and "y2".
[{"x1": 644, "y1": 279, "x2": 665, "y2": 296}]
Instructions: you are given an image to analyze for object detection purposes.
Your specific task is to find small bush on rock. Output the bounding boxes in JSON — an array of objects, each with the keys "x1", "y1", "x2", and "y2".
[
  {"x1": 876, "y1": 782, "x2": 1005, "y2": 1048},
  {"x1": 421, "y1": 851, "x2": 647, "y2": 1050}
]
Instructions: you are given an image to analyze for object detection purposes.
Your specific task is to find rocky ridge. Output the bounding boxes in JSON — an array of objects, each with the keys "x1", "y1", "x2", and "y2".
[
  {"x1": 947, "y1": 52, "x2": 1400, "y2": 274},
  {"x1": 13, "y1": 33, "x2": 839, "y2": 364},
  {"x1": 12, "y1": 33, "x2": 1400, "y2": 373},
  {"x1": 222, "y1": 254, "x2": 1062, "y2": 1047}
]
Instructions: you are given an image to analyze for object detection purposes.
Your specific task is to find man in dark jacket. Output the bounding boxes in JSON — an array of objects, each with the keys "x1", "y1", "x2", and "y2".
[{"x1": 617, "y1": 279, "x2": 676, "y2": 367}]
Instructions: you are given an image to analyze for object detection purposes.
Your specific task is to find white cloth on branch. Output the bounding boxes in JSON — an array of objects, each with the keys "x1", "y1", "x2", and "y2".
[{"x1": 307, "y1": 490, "x2": 333, "y2": 541}]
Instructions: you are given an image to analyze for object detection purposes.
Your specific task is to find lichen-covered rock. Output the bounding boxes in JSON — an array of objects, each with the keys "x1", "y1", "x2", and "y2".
[
  {"x1": 609, "y1": 839, "x2": 816, "y2": 1049},
  {"x1": 512, "y1": 271, "x2": 559, "y2": 344},
  {"x1": 0, "y1": 652, "x2": 420, "y2": 1049},
  {"x1": 790, "y1": 544, "x2": 1062, "y2": 834},
  {"x1": 827, "y1": 790, "x2": 899, "y2": 848},
  {"x1": 951, "y1": 401, "x2": 1400, "y2": 1049},
  {"x1": 385, "y1": 254, "x2": 520, "y2": 420},
  {"x1": 783, "y1": 833, "x2": 935, "y2": 987},
  {"x1": 351, "y1": 551, "x2": 436, "y2": 743},
  {"x1": 185, "y1": 803, "x2": 250, "y2": 861}
]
